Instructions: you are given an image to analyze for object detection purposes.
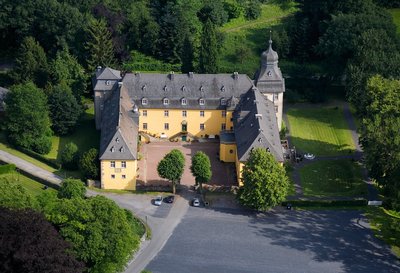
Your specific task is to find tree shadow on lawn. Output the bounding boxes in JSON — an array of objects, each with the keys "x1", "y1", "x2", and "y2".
[
  {"x1": 289, "y1": 136, "x2": 354, "y2": 156},
  {"x1": 249, "y1": 209, "x2": 400, "y2": 273}
]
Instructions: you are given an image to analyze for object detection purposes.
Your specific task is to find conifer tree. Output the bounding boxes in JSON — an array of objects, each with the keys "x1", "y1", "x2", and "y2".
[{"x1": 199, "y1": 19, "x2": 219, "y2": 73}]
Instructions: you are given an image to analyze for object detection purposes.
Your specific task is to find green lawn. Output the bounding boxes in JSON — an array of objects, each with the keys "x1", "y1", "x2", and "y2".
[
  {"x1": 219, "y1": 2, "x2": 298, "y2": 76},
  {"x1": 365, "y1": 207, "x2": 400, "y2": 258},
  {"x1": 389, "y1": 9, "x2": 400, "y2": 34},
  {"x1": 287, "y1": 107, "x2": 356, "y2": 156},
  {"x1": 285, "y1": 163, "x2": 296, "y2": 196},
  {"x1": 0, "y1": 171, "x2": 56, "y2": 196},
  {"x1": 300, "y1": 160, "x2": 367, "y2": 198}
]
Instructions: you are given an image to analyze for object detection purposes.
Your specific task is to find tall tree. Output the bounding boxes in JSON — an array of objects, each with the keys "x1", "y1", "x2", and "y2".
[
  {"x1": 181, "y1": 35, "x2": 195, "y2": 73},
  {"x1": 199, "y1": 19, "x2": 219, "y2": 73},
  {"x1": 157, "y1": 149, "x2": 185, "y2": 194},
  {"x1": 12, "y1": 37, "x2": 49, "y2": 88},
  {"x1": 60, "y1": 142, "x2": 79, "y2": 170},
  {"x1": 79, "y1": 148, "x2": 99, "y2": 180},
  {"x1": 190, "y1": 151, "x2": 212, "y2": 192},
  {"x1": 0, "y1": 207, "x2": 85, "y2": 273},
  {"x1": 85, "y1": 18, "x2": 116, "y2": 72},
  {"x1": 4, "y1": 82, "x2": 52, "y2": 154},
  {"x1": 239, "y1": 148, "x2": 289, "y2": 210},
  {"x1": 48, "y1": 83, "x2": 82, "y2": 135}
]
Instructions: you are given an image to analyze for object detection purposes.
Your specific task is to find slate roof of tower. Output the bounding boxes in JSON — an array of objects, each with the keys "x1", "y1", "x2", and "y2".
[
  {"x1": 99, "y1": 86, "x2": 138, "y2": 160},
  {"x1": 233, "y1": 88, "x2": 283, "y2": 162},
  {"x1": 122, "y1": 72, "x2": 254, "y2": 110}
]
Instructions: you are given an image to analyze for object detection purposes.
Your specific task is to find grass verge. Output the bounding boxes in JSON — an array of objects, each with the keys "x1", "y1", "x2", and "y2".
[
  {"x1": 389, "y1": 9, "x2": 400, "y2": 34},
  {"x1": 0, "y1": 171, "x2": 57, "y2": 196},
  {"x1": 287, "y1": 107, "x2": 356, "y2": 156},
  {"x1": 299, "y1": 160, "x2": 367, "y2": 198}
]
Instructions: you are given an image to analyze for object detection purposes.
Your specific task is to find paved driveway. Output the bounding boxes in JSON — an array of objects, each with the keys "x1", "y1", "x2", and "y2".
[
  {"x1": 146, "y1": 208, "x2": 400, "y2": 273},
  {"x1": 138, "y1": 142, "x2": 236, "y2": 187}
]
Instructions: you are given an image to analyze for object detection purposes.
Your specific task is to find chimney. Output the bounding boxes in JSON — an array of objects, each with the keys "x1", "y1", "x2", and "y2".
[
  {"x1": 233, "y1": 72, "x2": 238, "y2": 80},
  {"x1": 188, "y1": 72, "x2": 194, "y2": 78},
  {"x1": 170, "y1": 71, "x2": 175, "y2": 80},
  {"x1": 255, "y1": 114, "x2": 262, "y2": 119},
  {"x1": 135, "y1": 72, "x2": 141, "y2": 78},
  {"x1": 96, "y1": 66, "x2": 102, "y2": 71},
  {"x1": 118, "y1": 82, "x2": 123, "y2": 88}
]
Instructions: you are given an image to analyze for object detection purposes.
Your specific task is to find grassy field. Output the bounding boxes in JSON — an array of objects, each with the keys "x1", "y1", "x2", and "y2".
[
  {"x1": 0, "y1": 171, "x2": 56, "y2": 196},
  {"x1": 219, "y1": 2, "x2": 298, "y2": 76},
  {"x1": 389, "y1": 9, "x2": 400, "y2": 34},
  {"x1": 299, "y1": 160, "x2": 367, "y2": 198},
  {"x1": 366, "y1": 207, "x2": 400, "y2": 258},
  {"x1": 287, "y1": 107, "x2": 356, "y2": 156}
]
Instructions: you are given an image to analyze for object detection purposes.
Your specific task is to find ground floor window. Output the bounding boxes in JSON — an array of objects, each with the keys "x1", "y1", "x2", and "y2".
[
  {"x1": 122, "y1": 175, "x2": 126, "y2": 179},
  {"x1": 143, "y1": 123, "x2": 148, "y2": 130},
  {"x1": 164, "y1": 123, "x2": 169, "y2": 130},
  {"x1": 221, "y1": 123, "x2": 226, "y2": 130},
  {"x1": 200, "y1": 123, "x2": 205, "y2": 130},
  {"x1": 111, "y1": 174, "x2": 115, "y2": 179}
]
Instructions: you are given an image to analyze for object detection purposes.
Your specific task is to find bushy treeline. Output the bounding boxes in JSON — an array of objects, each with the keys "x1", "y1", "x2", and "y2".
[{"x1": 0, "y1": 177, "x2": 144, "y2": 273}]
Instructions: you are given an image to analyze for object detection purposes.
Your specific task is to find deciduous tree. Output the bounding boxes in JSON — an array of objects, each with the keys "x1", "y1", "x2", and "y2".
[
  {"x1": 239, "y1": 148, "x2": 289, "y2": 210},
  {"x1": 58, "y1": 178, "x2": 86, "y2": 199},
  {"x1": 0, "y1": 179, "x2": 36, "y2": 209},
  {"x1": 190, "y1": 151, "x2": 212, "y2": 192},
  {"x1": 60, "y1": 142, "x2": 79, "y2": 170},
  {"x1": 79, "y1": 148, "x2": 99, "y2": 180},
  {"x1": 157, "y1": 149, "x2": 185, "y2": 194}
]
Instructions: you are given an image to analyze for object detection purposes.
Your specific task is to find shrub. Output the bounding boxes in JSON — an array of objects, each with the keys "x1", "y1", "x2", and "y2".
[
  {"x1": 60, "y1": 142, "x2": 79, "y2": 170},
  {"x1": 79, "y1": 148, "x2": 99, "y2": 180},
  {"x1": 58, "y1": 179, "x2": 86, "y2": 199},
  {"x1": 245, "y1": 0, "x2": 261, "y2": 20}
]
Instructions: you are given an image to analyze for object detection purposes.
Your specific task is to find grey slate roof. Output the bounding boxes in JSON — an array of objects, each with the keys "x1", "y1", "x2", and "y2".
[
  {"x1": 233, "y1": 88, "x2": 283, "y2": 162},
  {"x1": 95, "y1": 67, "x2": 122, "y2": 80},
  {"x1": 99, "y1": 86, "x2": 138, "y2": 160},
  {"x1": 122, "y1": 72, "x2": 254, "y2": 110},
  {"x1": 220, "y1": 132, "x2": 236, "y2": 143},
  {"x1": 0, "y1": 87, "x2": 9, "y2": 111}
]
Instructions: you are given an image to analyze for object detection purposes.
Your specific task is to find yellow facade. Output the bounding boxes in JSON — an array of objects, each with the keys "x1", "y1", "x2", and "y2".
[
  {"x1": 235, "y1": 155, "x2": 245, "y2": 186},
  {"x1": 219, "y1": 143, "x2": 237, "y2": 162},
  {"x1": 139, "y1": 109, "x2": 233, "y2": 138},
  {"x1": 101, "y1": 160, "x2": 137, "y2": 190}
]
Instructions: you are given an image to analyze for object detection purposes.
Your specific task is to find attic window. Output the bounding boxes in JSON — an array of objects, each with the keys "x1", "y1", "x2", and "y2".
[
  {"x1": 164, "y1": 85, "x2": 168, "y2": 92},
  {"x1": 116, "y1": 137, "x2": 120, "y2": 143},
  {"x1": 141, "y1": 98, "x2": 148, "y2": 105},
  {"x1": 163, "y1": 98, "x2": 169, "y2": 105},
  {"x1": 142, "y1": 85, "x2": 147, "y2": 91},
  {"x1": 120, "y1": 147, "x2": 125, "y2": 153},
  {"x1": 110, "y1": 146, "x2": 115, "y2": 152},
  {"x1": 181, "y1": 98, "x2": 187, "y2": 105},
  {"x1": 220, "y1": 98, "x2": 226, "y2": 106},
  {"x1": 182, "y1": 85, "x2": 186, "y2": 92},
  {"x1": 199, "y1": 98, "x2": 205, "y2": 106},
  {"x1": 258, "y1": 138, "x2": 262, "y2": 143},
  {"x1": 221, "y1": 86, "x2": 226, "y2": 92},
  {"x1": 200, "y1": 86, "x2": 204, "y2": 92},
  {"x1": 267, "y1": 71, "x2": 272, "y2": 77},
  {"x1": 106, "y1": 80, "x2": 111, "y2": 86}
]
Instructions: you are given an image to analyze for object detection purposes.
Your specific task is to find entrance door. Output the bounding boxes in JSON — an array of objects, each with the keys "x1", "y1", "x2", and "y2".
[{"x1": 182, "y1": 135, "x2": 187, "y2": 141}]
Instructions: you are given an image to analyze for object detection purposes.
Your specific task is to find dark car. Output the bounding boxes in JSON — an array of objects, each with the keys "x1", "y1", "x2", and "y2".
[{"x1": 164, "y1": 195, "x2": 175, "y2": 203}]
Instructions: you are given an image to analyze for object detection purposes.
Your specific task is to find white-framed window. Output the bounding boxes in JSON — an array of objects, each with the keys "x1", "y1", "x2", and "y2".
[
  {"x1": 110, "y1": 161, "x2": 115, "y2": 168},
  {"x1": 182, "y1": 110, "x2": 187, "y2": 117},
  {"x1": 200, "y1": 111, "x2": 204, "y2": 117},
  {"x1": 199, "y1": 98, "x2": 205, "y2": 105},
  {"x1": 141, "y1": 98, "x2": 148, "y2": 105},
  {"x1": 163, "y1": 98, "x2": 169, "y2": 105},
  {"x1": 122, "y1": 175, "x2": 126, "y2": 179},
  {"x1": 110, "y1": 146, "x2": 115, "y2": 152},
  {"x1": 120, "y1": 147, "x2": 124, "y2": 153},
  {"x1": 142, "y1": 110, "x2": 147, "y2": 117},
  {"x1": 273, "y1": 93, "x2": 279, "y2": 102},
  {"x1": 181, "y1": 98, "x2": 187, "y2": 105},
  {"x1": 164, "y1": 110, "x2": 169, "y2": 117},
  {"x1": 200, "y1": 123, "x2": 205, "y2": 130},
  {"x1": 221, "y1": 123, "x2": 226, "y2": 130},
  {"x1": 106, "y1": 80, "x2": 111, "y2": 86},
  {"x1": 274, "y1": 106, "x2": 278, "y2": 113},
  {"x1": 121, "y1": 161, "x2": 126, "y2": 168},
  {"x1": 111, "y1": 174, "x2": 115, "y2": 179},
  {"x1": 221, "y1": 86, "x2": 225, "y2": 92},
  {"x1": 221, "y1": 98, "x2": 226, "y2": 105},
  {"x1": 164, "y1": 123, "x2": 169, "y2": 130},
  {"x1": 115, "y1": 137, "x2": 120, "y2": 143},
  {"x1": 222, "y1": 110, "x2": 226, "y2": 117},
  {"x1": 143, "y1": 123, "x2": 148, "y2": 130}
]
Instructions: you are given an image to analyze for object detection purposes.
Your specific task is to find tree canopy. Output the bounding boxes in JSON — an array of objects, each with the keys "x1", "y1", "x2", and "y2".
[
  {"x1": 79, "y1": 148, "x2": 100, "y2": 180},
  {"x1": 239, "y1": 148, "x2": 289, "y2": 210},
  {"x1": 0, "y1": 178, "x2": 37, "y2": 209},
  {"x1": 157, "y1": 149, "x2": 185, "y2": 193},
  {"x1": 58, "y1": 178, "x2": 86, "y2": 199},
  {"x1": 199, "y1": 19, "x2": 219, "y2": 73},
  {"x1": 190, "y1": 151, "x2": 212, "y2": 191}
]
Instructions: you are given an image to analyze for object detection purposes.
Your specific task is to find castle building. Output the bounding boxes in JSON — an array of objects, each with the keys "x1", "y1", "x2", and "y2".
[{"x1": 93, "y1": 39, "x2": 285, "y2": 190}]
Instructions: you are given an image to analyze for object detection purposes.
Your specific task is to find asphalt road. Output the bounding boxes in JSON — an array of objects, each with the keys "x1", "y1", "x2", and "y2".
[{"x1": 147, "y1": 207, "x2": 400, "y2": 273}]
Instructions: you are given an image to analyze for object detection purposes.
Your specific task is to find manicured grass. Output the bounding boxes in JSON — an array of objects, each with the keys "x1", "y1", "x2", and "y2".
[
  {"x1": 285, "y1": 163, "x2": 296, "y2": 196},
  {"x1": 300, "y1": 160, "x2": 368, "y2": 198},
  {"x1": 219, "y1": 2, "x2": 298, "y2": 76},
  {"x1": 389, "y1": 9, "x2": 400, "y2": 34},
  {"x1": 365, "y1": 207, "x2": 400, "y2": 258},
  {"x1": 0, "y1": 171, "x2": 56, "y2": 196},
  {"x1": 287, "y1": 107, "x2": 356, "y2": 156}
]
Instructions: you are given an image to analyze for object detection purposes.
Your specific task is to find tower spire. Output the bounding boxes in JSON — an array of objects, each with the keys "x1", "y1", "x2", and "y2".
[{"x1": 269, "y1": 30, "x2": 272, "y2": 49}]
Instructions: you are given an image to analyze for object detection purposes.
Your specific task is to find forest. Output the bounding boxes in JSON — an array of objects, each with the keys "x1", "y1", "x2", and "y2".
[{"x1": 0, "y1": 0, "x2": 399, "y2": 214}]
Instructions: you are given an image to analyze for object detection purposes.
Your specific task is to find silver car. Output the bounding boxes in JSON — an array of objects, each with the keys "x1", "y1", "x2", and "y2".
[
  {"x1": 154, "y1": 196, "x2": 163, "y2": 206},
  {"x1": 192, "y1": 198, "x2": 200, "y2": 207}
]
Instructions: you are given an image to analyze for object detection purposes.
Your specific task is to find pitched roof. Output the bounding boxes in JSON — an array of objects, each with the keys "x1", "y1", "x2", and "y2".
[
  {"x1": 122, "y1": 72, "x2": 254, "y2": 110},
  {"x1": 234, "y1": 88, "x2": 283, "y2": 162},
  {"x1": 95, "y1": 67, "x2": 122, "y2": 80},
  {"x1": 99, "y1": 86, "x2": 138, "y2": 160}
]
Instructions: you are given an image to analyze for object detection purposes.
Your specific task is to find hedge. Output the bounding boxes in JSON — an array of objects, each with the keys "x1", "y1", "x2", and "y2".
[
  {"x1": 0, "y1": 164, "x2": 16, "y2": 174},
  {"x1": 13, "y1": 146, "x2": 61, "y2": 169},
  {"x1": 282, "y1": 199, "x2": 368, "y2": 207}
]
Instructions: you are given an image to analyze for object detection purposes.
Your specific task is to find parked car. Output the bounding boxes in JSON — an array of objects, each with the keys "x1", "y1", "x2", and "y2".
[
  {"x1": 164, "y1": 195, "x2": 175, "y2": 203},
  {"x1": 192, "y1": 198, "x2": 200, "y2": 207},
  {"x1": 154, "y1": 196, "x2": 163, "y2": 206}
]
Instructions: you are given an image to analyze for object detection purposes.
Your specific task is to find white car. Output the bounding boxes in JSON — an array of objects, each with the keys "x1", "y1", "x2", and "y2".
[
  {"x1": 154, "y1": 196, "x2": 163, "y2": 206},
  {"x1": 192, "y1": 198, "x2": 200, "y2": 207},
  {"x1": 304, "y1": 153, "x2": 315, "y2": 160}
]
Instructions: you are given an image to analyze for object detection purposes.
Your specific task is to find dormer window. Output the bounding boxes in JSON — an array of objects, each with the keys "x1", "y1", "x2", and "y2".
[
  {"x1": 220, "y1": 98, "x2": 226, "y2": 106},
  {"x1": 182, "y1": 85, "x2": 186, "y2": 92},
  {"x1": 181, "y1": 98, "x2": 187, "y2": 105},
  {"x1": 267, "y1": 71, "x2": 272, "y2": 77},
  {"x1": 141, "y1": 98, "x2": 148, "y2": 105},
  {"x1": 110, "y1": 146, "x2": 115, "y2": 152},
  {"x1": 142, "y1": 85, "x2": 147, "y2": 91},
  {"x1": 164, "y1": 85, "x2": 168, "y2": 92},
  {"x1": 120, "y1": 147, "x2": 124, "y2": 153},
  {"x1": 199, "y1": 98, "x2": 205, "y2": 106},
  {"x1": 106, "y1": 80, "x2": 111, "y2": 86},
  {"x1": 163, "y1": 98, "x2": 169, "y2": 105},
  {"x1": 221, "y1": 86, "x2": 226, "y2": 92},
  {"x1": 116, "y1": 137, "x2": 120, "y2": 143},
  {"x1": 200, "y1": 86, "x2": 204, "y2": 92}
]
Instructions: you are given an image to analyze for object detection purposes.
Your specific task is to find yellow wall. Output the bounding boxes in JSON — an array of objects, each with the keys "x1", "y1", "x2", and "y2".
[
  {"x1": 219, "y1": 143, "x2": 236, "y2": 162},
  {"x1": 235, "y1": 156, "x2": 245, "y2": 186},
  {"x1": 139, "y1": 109, "x2": 233, "y2": 138},
  {"x1": 101, "y1": 160, "x2": 137, "y2": 190}
]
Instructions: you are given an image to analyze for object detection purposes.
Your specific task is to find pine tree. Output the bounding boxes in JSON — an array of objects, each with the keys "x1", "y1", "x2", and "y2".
[
  {"x1": 181, "y1": 36, "x2": 195, "y2": 73},
  {"x1": 199, "y1": 19, "x2": 219, "y2": 73},
  {"x1": 85, "y1": 18, "x2": 116, "y2": 72}
]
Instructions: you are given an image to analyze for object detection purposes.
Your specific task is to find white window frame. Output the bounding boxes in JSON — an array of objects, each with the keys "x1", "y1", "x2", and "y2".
[
  {"x1": 182, "y1": 110, "x2": 187, "y2": 117},
  {"x1": 221, "y1": 98, "x2": 226, "y2": 105},
  {"x1": 181, "y1": 98, "x2": 187, "y2": 105},
  {"x1": 200, "y1": 110, "x2": 205, "y2": 117},
  {"x1": 143, "y1": 123, "x2": 148, "y2": 130},
  {"x1": 199, "y1": 99, "x2": 205, "y2": 106},
  {"x1": 164, "y1": 110, "x2": 169, "y2": 117},
  {"x1": 121, "y1": 161, "x2": 126, "y2": 168},
  {"x1": 164, "y1": 123, "x2": 169, "y2": 130},
  {"x1": 110, "y1": 161, "x2": 115, "y2": 168},
  {"x1": 142, "y1": 110, "x2": 147, "y2": 117},
  {"x1": 141, "y1": 98, "x2": 148, "y2": 105},
  {"x1": 200, "y1": 123, "x2": 205, "y2": 131},
  {"x1": 163, "y1": 98, "x2": 169, "y2": 105}
]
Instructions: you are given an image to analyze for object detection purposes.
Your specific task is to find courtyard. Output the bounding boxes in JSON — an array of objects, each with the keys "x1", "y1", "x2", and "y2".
[{"x1": 137, "y1": 141, "x2": 236, "y2": 188}]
